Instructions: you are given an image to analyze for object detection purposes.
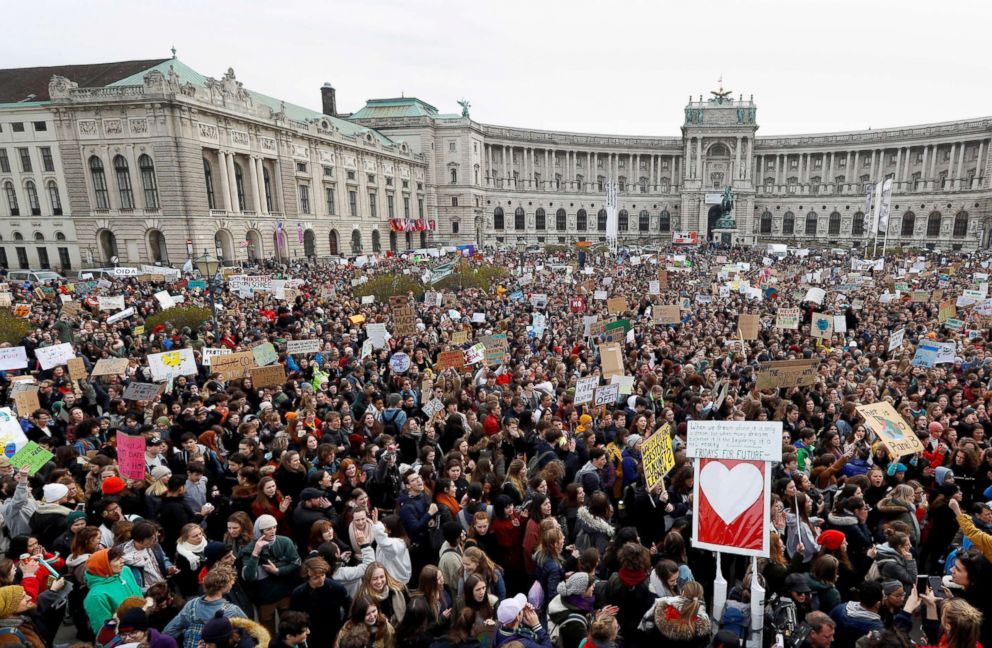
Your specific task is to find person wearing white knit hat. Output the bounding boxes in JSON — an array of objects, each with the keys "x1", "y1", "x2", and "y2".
[{"x1": 32, "y1": 482, "x2": 72, "y2": 549}]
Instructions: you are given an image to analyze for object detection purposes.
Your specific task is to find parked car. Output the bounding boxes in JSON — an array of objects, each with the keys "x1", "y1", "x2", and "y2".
[{"x1": 6, "y1": 270, "x2": 64, "y2": 284}]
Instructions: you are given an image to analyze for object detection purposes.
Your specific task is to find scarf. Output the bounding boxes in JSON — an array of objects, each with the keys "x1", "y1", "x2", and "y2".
[
  {"x1": 618, "y1": 567, "x2": 647, "y2": 587},
  {"x1": 437, "y1": 493, "x2": 461, "y2": 515},
  {"x1": 564, "y1": 594, "x2": 595, "y2": 612},
  {"x1": 177, "y1": 536, "x2": 209, "y2": 570}
]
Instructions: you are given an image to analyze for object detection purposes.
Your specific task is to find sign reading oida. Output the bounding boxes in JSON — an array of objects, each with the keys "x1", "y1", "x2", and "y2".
[{"x1": 855, "y1": 401, "x2": 926, "y2": 457}]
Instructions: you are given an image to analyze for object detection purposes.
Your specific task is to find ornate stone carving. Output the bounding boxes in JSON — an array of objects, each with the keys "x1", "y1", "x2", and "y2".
[
  {"x1": 78, "y1": 120, "x2": 98, "y2": 137},
  {"x1": 128, "y1": 118, "x2": 148, "y2": 135},
  {"x1": 259, "y1": 137, "x2": 277, "y2": 154},
  {"x1": 102, "y1": 119, "x2": 123, "y2": 135},
  {"x1": 197, "y1": 122, "x2": 219, "y2": 143},
  {"x1": 230, "y1": 130, "x2": 250, "y2": 148},
  {"x1": 48, "y1": 75, "x2": 78, "y2": 100},
  {"x1": 143, "y1": 70, "x2": 166, "y2": 94}
]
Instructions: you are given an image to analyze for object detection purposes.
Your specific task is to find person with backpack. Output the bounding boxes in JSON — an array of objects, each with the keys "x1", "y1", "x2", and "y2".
[
  {"x1": 163, "y1": 565, "x2": 248, "y2": 648},
  {"x1": 548, "y1": 573, "x2": 619, "y2": 648},
  {"x1": 595, "y1": 543, "x2": 654, "y2": 648},
  {"x1": 382, "y1": 395, "x2": 408, "y2": 440},
  {"x1": 867, "y1": 530, "x2": 917, "y2": 593}
]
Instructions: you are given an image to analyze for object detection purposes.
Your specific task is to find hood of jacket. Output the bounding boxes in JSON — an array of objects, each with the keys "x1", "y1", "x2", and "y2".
[
  {"x1": 576, "y1": 507, "x2": 615, "y2": 537},
  {"x1": 547, "y1": 593, "x2": 587, "y2": 621},
  {"x1": 873, "y1": 543, "x2": 903, "y2": 562},
  {"x1": 231, "y1": 617, "x2": 270, "y2": 647},
  {"x1": 33, "y1": 502, "x2": 72, "y2": 516},
  {"x1": 842, "y1": 601, "x2": 881, "y2": 622},
  {"x1": 826, "y1": 511, "x2": 859, "y2": 527},
  {"x1": 877, "y1": 497, "x2": 913, "y2": 515}
]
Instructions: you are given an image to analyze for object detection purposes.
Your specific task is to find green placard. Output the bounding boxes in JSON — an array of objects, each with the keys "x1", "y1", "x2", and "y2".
[
  {"x1": 605, "y1": 319, "x2": 631, "y2": 334},
  {"x1": 9, "y1": 441, "x2": 54, "y2": 476}
]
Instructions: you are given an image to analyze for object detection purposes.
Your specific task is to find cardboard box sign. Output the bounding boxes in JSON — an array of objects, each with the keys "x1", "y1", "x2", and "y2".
[
  {"x1": 654, "y1": 305, "x2": 681, "y2": 325},
  {"x1": 251, "y1": 364, "x2": 287, "y2": 388},
  {"x1": 755, "y1": 360, "x2": 820, "y2": 390},
  {"x1": 436, "y1": 350, "x2": 466, "y2": 371},
  {"x1": 67, "y1": 357, "x2": 87, "y2": 381},
  {"x1": 210, "y1": 351, "x2": 257, "y2": 380},
  {"x1": 738, "y1": 314, "x2": 760, "y2": 341},
  {"x1": 123, "y1": 382, "x2": 163, "y2": 401},
  {"x1": 607, "y1": 297, "x2": 628, "y2": 314},
  {"x1": 91, "y1": 358, "x2": 130, "y2": 377}
]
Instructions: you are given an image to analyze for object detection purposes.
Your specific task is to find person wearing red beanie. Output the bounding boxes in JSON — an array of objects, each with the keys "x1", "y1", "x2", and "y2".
[
  {"x1": 817, "y1": 529, "x2": 845, "y2": 551},
  {"x1": 101, "y1": 476, "x2": 126, "y2": 496}
]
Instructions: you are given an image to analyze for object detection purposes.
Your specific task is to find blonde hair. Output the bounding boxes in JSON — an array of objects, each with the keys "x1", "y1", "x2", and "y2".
[
  {"x1": 941, "y1": 598, "x2": 983, "y2": 648},
  {"x1": 678, "y1": 581, "x2": 704, "y2": 626},
  {"x1": 359, "y1": 561, "x2": 406, "y2": 599}
]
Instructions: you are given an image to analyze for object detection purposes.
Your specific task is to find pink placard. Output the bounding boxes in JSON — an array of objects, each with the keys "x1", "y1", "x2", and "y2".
[{"x1": 117, "y1": 433, "x2": 146, "y2": 481}]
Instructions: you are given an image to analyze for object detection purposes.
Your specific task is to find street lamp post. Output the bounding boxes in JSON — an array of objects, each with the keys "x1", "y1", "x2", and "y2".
[{"x1": 194, "y1": 249, "x2": 221, "y2": 333}]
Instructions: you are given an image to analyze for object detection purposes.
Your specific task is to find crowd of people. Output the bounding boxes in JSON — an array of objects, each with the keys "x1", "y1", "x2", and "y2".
[{"x1": 0, "y1": 241, "x2": 990, "y2": 648}]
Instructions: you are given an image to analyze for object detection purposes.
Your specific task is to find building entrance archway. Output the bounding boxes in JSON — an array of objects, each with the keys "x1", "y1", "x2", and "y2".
[{"x1": 707, "y1": 205, "x2": 723, "y2": 240}]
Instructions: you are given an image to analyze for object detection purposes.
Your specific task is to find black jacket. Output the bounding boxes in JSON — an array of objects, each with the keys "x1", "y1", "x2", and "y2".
[{"x1": 290, "y1": 577, "x2": 351, "y2": 647}]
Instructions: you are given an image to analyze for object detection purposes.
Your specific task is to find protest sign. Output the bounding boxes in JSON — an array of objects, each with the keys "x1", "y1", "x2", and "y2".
[
  {"x1": 392, "y1": 305, "x2": 417, "y2": 336},
  {"x1": 8, "y1": 441, "x2": 53, "y2": 476},
  {"x1": 888, "y1": 329, "x2": 905, "y2": 352},
  {"x1": 834, "y1": 315, "x2": 848, "y2": 333},
  {"x1": 0, "y1": 347, "x2": 27, "y2": 372},
  {"x1": 811, "y1": 312, "x2": 833, "y2": 339},
  {"x1": 593, "y1": 383, "x2": 620, "y2": 406},
  {"x1": 67, "y1": 357, "x2": 87, "y2": 381},
  {"x1": 90, "y1": 358, "x2": 130, "y2": 377},
  {"x1": 855, "y1": 401, "x2": 926, "y2": 457},
  {"x1": 389, "y1": 352, "x2": 411, "y2": 373},
  {"x1": 804, "y1": 287, "x2": 826, "y2": 304},
  {"x1": 436, "y1": 350, "x2": 466, "y2": 371},
  {"x1": 251, "y1": 364, "x2": 287, "y2": 388},
  {"x1": 610, "y1": 374, "x2": 635, "y2": 395},
  {"x1": 147, "y1": 348, "x2": 197, "y2": 381},
  {"x1": 286, "y1": 339, "x2": 321, "y2": 355},
  {"x1": 574, "y1": 376, "x2": 598, "y2": 405},
  {"x1": 123, "y1": 382, "x2": 162, "y2": 401},
  {"x1": 422, "y1": 398, "x2": 445, "y2": 420},
  {"x1": 910, "y1": 291, "x2": 929, "y2": 303},
  {"x1": 607, "y1": 297, "x2": 628, "y2": 314},
  {"x1": 775, "y1": 308, "x2": 800, "y2": 330},
  {"x1": 366, "y1": 323, "x2": 388, "y2": 349},
  {"x1": 692, "y1": 458, "x2": 772, "y2": 557},
  {"x1": 361, "y1": 295, "x2": 375, "y2": 305},
  {"x1": 642, "y1": 424, "x2": 676, "y2": 491},
  {"x1": 116, "y1": 434, "x2": 147, "y2": 480},
  {"x1": 481, "y1": 333, "x2": 508, "y2": 366},
  {"x1": 13, "y1": 304, "x2": 30, "y2": 317},
  {"x1": 0, "y1": 408, "x2": 27, "y2": 454},
  {"x1": 471, "y1": 312, "x2": 486, "y2": 324},
  {"x1": 0, "y1": 293, "x2": 10, "y2": 308},
  {"x1": 251, "y1": 342, "x2": 278, "y2": 367},
  {"x1": 648, "y1": 281, "x2": 660, "y2": 295},
  {"x1": 658, "y1": 270, "x2": 668, "y2": 289},
  {"x1": 569, "y1": 296, "x2": 585, "y2": 313},
  {"x1": 106, "y1": 307, "x2": 135, "y2": 324},
  {"x1": 598, "y1": 344, "x2": 624, "y2": 378},
  {"x1": 654, "y1": 305, "x2": 681, "y2": 325},
  {"x1": 13, "y1": 387, "x2": 39, "y2": 416},
  {"x1": 98, "y1": 296, "x2": 125, "y2": 311},
  {"x1": 451, "y1": 330, "x2": 468, "y2": 345},
  {"x1": 154, "y1": 291, "x2": 176, "y2": 310},
  {"x1": 738, "y1": 314, "x2": 760, "y2": 340},
  {"x1": 210, "y1": 351, "x2": 256, "y2": 380},
  {"x1": 202, "y1": 347, "x2": 232, "y2": 367},
  {"x1": 938, "y1": 300, "x2": 956, "y2": 323},
  {"x1": 35, "y1": 343, "x2": 74, "y2": 370},
  {"x1": 530, "y1": 294, "x2": 548, "y2": 309},
  {"x1": 912, "y1": 344, "x2": 939, "y2": 367},
  {"x1": 686, "y1": 421, "x2": 783, "y2": 462},
  {"x1": 754, "y1": 360, "x2": 819, "y2": 390},
  {"x1": 465, "y1": 343, "x2": 486, "y2": 365}
]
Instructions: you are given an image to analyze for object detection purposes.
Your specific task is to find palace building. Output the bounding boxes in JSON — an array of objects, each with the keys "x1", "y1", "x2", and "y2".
[{"x1": 0, "y1": 54, "x2": 989, "y2": 271}]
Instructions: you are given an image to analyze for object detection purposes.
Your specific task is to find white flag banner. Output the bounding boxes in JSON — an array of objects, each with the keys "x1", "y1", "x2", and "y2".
[
  {"x1": 605, "y1": 181, "x2": 619, "y2": 240},
  {"x1": 877, "y1": 178, "x2": 893, "y2": 233}
]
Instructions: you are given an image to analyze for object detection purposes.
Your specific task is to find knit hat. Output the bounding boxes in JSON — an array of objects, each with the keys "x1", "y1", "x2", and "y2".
[
  {"x1": 66, "y1": 510, "x2": 87, "y2": 526},
  {"x1": 255, "y1": 514, "x2": 278, "y2": 533},
  {"x1": 935, "y1": 466, "x2": 953, "y2": 487},
  {"x1": 0, "y1": 586, "x2": 25, "y2": 618},
  {"x1": 150, "y1": 466, "x2": 171, "y2": 481},
  {"x1": 928, "y1": 421, "x2": 944, "y2": 435},
  {"x1": 579, "y1": 414, "x2": 593, "y2": 427},
  {"x1": 117, "y1": 607, "x2": 150, "y2": 633},
  {"x1": 200, "y1": 611, "x2": 234, "y2": 643},
  {"x1": 817, "y1": 529, "x2": 845, "y2": 551},
  {"x1": 627, "y1": 434, "x2": 643, "y2": 449},
  {"x1": 556, "y1": 572, "x2": 592, "y2": 598},
  {"x1": 155, "y1": 416, "x2": 171, "y2": 427},
  {"x1": 102, "y1": 476, "x2": 126, "y2": 495},
  {"x1": 203, "y1": 541, "x2": 232, "y2": 568},
  {"x1": 42, "y1": 483, "x2": 68, "y2": 503},
  {"x1": 881, "y1": 580, "x2": 903, "y2": 595}
]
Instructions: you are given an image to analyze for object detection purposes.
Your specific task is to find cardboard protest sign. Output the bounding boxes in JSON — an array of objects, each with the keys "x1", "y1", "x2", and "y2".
[
  {"x1": 286, "y1": 339, "x2": 321, "y2": 355},
  {"x1": 67, "y1": 357, "x2": 87, "y2": 381},
  {"x1": 35, "y1": 343, "x2": 74, "y2": 370},
  {"x1": 13, "y1": 387, "x2": 39, "y2": 416},
  {"x1": 888, "y1": 329, "x2": 905, "y2": 352},
  {"x1": 481, "y1": 333, "x2": 508, "y2": 366},
  {"x1": 0, "y1": 347, "x2": 28, "y2": 371},
  {"x1": 574, "y1": 376, "x2": 598, "y2": 405},
  {"x1": 366, "y1": 323, "x2": 388, "y2": 350},
  {"x1": 106, "y1": 307, "x2": 135, "y2": 324},
  {"x1": 738, "y1": 314, "x2": 760, "y2": 341},
  {"x1": 0, "y1": 293, "x2": 11, "y2": 308},
  {"x1": 642, "y1": 424, "x2": 676, "y2": 491},
  {"x1": 607, "y1": 297, "x2": 628, "y2": 314},
  {"x1": 658, "y1": 270, "x2": 668, "y2": 289},
  {"x1": 910, "y1": 291, "x2": 929, "y2": 303},
  {"x1": 855, "y1": 401, "x2": 926, "y2": 457},
  {"x1": 653, "y1": 305, "x2": 681, "y2": 325},
  {"x1": 754, "y1": 360, "x2": 819, "y2": 390},
  {"x1": 598, "y1": 344, "x2": 624, "y2": 378},
  {"x1": 610, "y1": 374, "x2": 635, "y2": 395},
  {"x1": 436, "y1": 350, "x2": 466, "y2": 371},
  {"x1": 91, "y1": 358, "x2": 130, "y2": 377},
  {"x1": 593, "y1": 383, "x2": 620, "y2": 406},
  {"x1": 811, "y1": 312, "x2": 833, "y2": 339},
  {"x1": 8, "y1": 441, "x2": 53, "y2": 476},
  {"x1": 210, "y1": 351, "x2": 256, "y2": 380},
  {"x1": 450, "y1": 330, "x2": 468, "y2": 345},
  {"x1": 250, "y1": 364, "x2": 287, "y2": 388},
  {"x1": 202, "y1": 347, "x2": 232, "y2": 367},
  {"x1": 251, "y1": 342, "x2": 279, "y2": 367},
  {"x1": 98, "y1": 296, "x2": 125, "y2": 311},
  {"x1": 938, "y1": 300, "x2": 956, "y2": 323},
  {"x1": 154, "y1": 291, "x2": 176, "y2": 310},
  {"x1": 775, "y1": 308, "x2": 800, "y2": 330},
  {"x1": 123, "y1": 382, "x2": 162, "y2": 401},
  {"x1": 392, "y1": 305, "x2": 418, "y2": 337},
  {"x1": 804, "y1": 287, "x2": 826, "y2": 304},
  {"x1": 648, "y1": 281, "x2": 660, "y2": 295},
  {"x1": 148, "y1": 348, "x2": 197, "y2": 381},
  {"x1": 464, "y1": 343, "x2": 486, "y2": 365},
  {"x1": 116, "y1": 434, "x2": 147, "y2": 480}
]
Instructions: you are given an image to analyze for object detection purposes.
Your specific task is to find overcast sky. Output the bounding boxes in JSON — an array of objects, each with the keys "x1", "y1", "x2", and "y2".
[{"x1": 5, "y1": 0, "x2": 991, "y2": 136}]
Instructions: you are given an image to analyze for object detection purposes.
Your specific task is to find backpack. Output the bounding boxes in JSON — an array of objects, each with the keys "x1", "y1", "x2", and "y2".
[
  {"x1": 549, "y1": 612, "x2": 588, "y2": 648},
  {"x1": 182, "y1": 597, "x2": 240, "y2": 648},
  {"x1": 719, "y1": 601, "x2": 750, "y2": 639},
  {"x1": 527, "y1": 450, "x2": 559, "y2": 475},
  {"x1": 382, "y1": 409, "x2": 402, "y2": 437},
  {"x1": 427, "y1": 514, "x2": 445, "y2": 551},
  {"x1": 865, "y1": 558, "x2": 892, "y2": 582}
]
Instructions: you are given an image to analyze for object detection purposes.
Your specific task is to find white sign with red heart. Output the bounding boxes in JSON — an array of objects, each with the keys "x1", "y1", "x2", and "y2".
[{"x1": 699, "y1": 461, "x2": 763, "y2": 525}]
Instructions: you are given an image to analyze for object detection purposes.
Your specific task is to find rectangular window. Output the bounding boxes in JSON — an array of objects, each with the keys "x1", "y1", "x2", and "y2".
[
  {"x1": 0, "y1": 248, "x2": 6, "y2": 269},
  {"x1": 0, "y1": 149, "x2": 8, "y2": 173},
  {"x1": 349, "y1": 191, "x2": 358, "y2": 217},
  {"x1": 347, "y1": 170, "x2": 356, "y2": 181},
  {"x1": 32, "y1": 121, "x2": 46, "y2": 132},
  {"x1": 418, "y1": 199, "x2": 424, "y2": 218},
  {"x1": 37, "y1": 247, "x2": 49, "y2": 269},
  {"x1": 298, "y1": 184, "x2": 311, "y2": 214},
  {"x1": 451, "y1": 197, "x2": 458, "y2": 207},
  {"x1": 58, "y1": 247, "x2": 71, "y2": 270},
  {"x1": 325, "y1": 187, "x2": 335, "y2": 214},
  {"x1": 369, "y1": 192, "x2": 377, "y2": 218},
  {"x1": 367, "y1": 174, "x2": 375, "y2": 184},
  {"x1": 403, "y1": 180, "x2": 409, "y2": 189},
  {"x1": 417, "y1": 182, "x2": 423, "y2": 191},
  {"x1": 387, "y1": 195, "x2": 395, "y2": 218},
  {"x1": 15, "y1": 247, "x2": 28, "y2": 269},
  {"x1": 40, "y1": 147, "x2": 54, "y2": 172},
  {"x1": 403, "y1": 197, "x2": 410, "y2": 218},
  {"x1": 296, "y1": 162, "x2": 307, "y2": 173},
  {"x1": 18, "y1": 148, "x2": 31, "y2": 172},
  {"x1": 11, "y1": 123, "x2": 24, "y2": 133},
  {"x1": 449, "y1": 142, "x2": 456, "y2": 152},
  {"x1": 385, "y1": 177, "x2": 393, "y2": 186},
  {"x1": 323, "y1": 165, "x2": 334, "y2": 176},
  {"x1": 452, "y1": 221, "x2": 460, "y2": 234}
]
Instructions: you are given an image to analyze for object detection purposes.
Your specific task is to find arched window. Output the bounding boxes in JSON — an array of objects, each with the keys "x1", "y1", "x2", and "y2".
[
  {"x1": 659, "y1": 210, "x2": 671, "y2": 231},
  {"x1": 89, "y1": 156, "x2": 109, "y2": 209},
  {"x1": 147, "y1": 229, "x2": 168, "y2": 263},
  {"x1": 13, "y1": 232, "x2": 23, "y2": 241},
  {"x1": 55, "y1": 232, "x2": 66, "y2": 241},
  {"x1": 389, "y1": 231, "x2": 398, "y2": 252},
  {"x1": 351, "y1": 230, "x2": 362, "y2": 253},
  {"x1": 203, "y1": 159, "x2": 216, "y2": 210},
  {"x1": 900, "y1": 212, "x2": 915, "y2": 236},
  {"x1": 47, "y1": 181, "x2": 62, "y2": 215},
  {"x1": 33, "y1": 232, "x2": 43, "y2": 241},
  {"x1": 450, "y1": 168, "x2": 457, "y2": 184},
  {"x1": 576, "y1": 210, "x2": 587, "y2": 231},
  {"x1": 638, "y1": 210, "x2": 649, "y2": 232},
  {"x1": 760, "y1": 211, "x2": 772, "y2": 234},
  {"x1": 113, "y1": 155, "x2": 134, "y2": 208},
  {"x1": 953, "y1": 211, "x2": 968, "y2": 238},
  {"x1": 371, "y1": 230, "x2": 381, "y2": 253},
  {"x1": 493, "y1": 207, "x2": 504, "y2": 230},
  {"x1": 138, "y1": 154, "x2": 159, "y2": 209},
  {"x1": 927, "y1": 211, "x2": 942, "y2": 237},
  {"x1": 828, "y1": 211, "x2": 841, "y2": 236},
  {"x1": 262, "y1": 167, "x2": 272, "y2": 212},
  {"x1": 233, "y1": 163, "x2": 246, "y2": 210},
  {"x1": 783, "y1": 211, "x2": 795, "y2": 235},
  {"x1": 98, "y1": 229, "x2": 117, "y2": 262},
  {"x1": 3, "y1": 182, "x2": 18, "y2": 216},
  {"x1": 805, "y1": 212, "x2": 817, "y2": 236},
  {"x1": 618, "y1": 209, "x2": 628, "y2": 231},
  {"x1": 597, "y1": 209, "x2": 607, "y2": 231},
  {"x1": 535, "y1": 208, "x2": 546, "y2": 230},
  {"x1": 557, "y1": 209, "x2": 567, "y2": 231},
  {"x1": 514, "y1": 207, "x2": 525, "y2": 230},
  {"x1": 852, "y1": 212, "x2": 865, "y2": 236},
  {"x1": 25, "y1": 181, "x2": 40, "y2": 216}
]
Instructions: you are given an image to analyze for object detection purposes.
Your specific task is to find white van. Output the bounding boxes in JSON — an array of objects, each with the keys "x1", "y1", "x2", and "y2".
[{"x1": 7, "y1": 270, "x2": 64, "y2": 284}]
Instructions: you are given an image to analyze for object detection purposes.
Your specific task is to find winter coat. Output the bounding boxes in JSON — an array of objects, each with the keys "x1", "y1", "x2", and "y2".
[
  {"x1": 876, "y1": 496, "x2": 920, "y2": 544},
  {"x1": 805, "y1": 575, "x2": 841, "y2": 613},
  {"x1": 957, "y1": 512, "x2": 992, "y2": 562},
  {"x1": 533, "y1": 555, "x2": 565, "y2": 606},
  {"x1": 642, "y1": 595, "x2": 712, "y2": 648},
  {"x1": 83, "y1": 568, "x2": 143, "y2": 634},
  {"x1": 239, "y1": 534, "x2": 301, "y2": 603},
  {"x1": 784, "y1": 513, "x2": 818, "y2": 563},
  {"x1": 2, "y1": 481, "x2": 36, "y2": 538},
  {"x1": 290, "y1": 577, "x2": 351, "y2": 648},
  {"x1": 574, "y1": 507, "x2": 613, "y2": 551},
  {"x1": 373, "y1": 520, "x2": 412, "y2": 585},
  {"x1": 871, "y1": 543, "x2": 918, "y2": 591},
  {"x1": 829, "y1": 601, "x2": 883, "y2": 647},
  {"x1": 574, "y1": 461, "x2": 603, "y2": 495},
  {"x1": 28, "y1": 502, "x2": 71, "y2": 549},
  {"x1": 596, "y1": 572, "x2": 655, "y2": 647},
  {"x1": 163, "y1": 595, "x2": 249, "y2": 648},
  {"x1": 493, "y1": 623, "x2": 552, "y2": 648},
  {"x1": 825, "y1": 511, "x2": 873, "y2": 573},
  {"x1": 547, "y1": 595, "x2": 592, "y2": 648},
  {"x1": 398, "y1": 490, "x2": 434, "y2": 547}
]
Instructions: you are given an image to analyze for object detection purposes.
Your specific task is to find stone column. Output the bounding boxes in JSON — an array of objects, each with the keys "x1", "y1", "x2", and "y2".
[
  {"x1": 500, "y1": 146, "x2": 506, "y2": 188},
  {"x1": 226, "y1": 152, "x2": 240, "y2": 213},
  {"x1": 869, "y1": 150, "x2": 876, "y2": 181},
  {"x1": 216, "y1": 151, "x2": 231, "y2": 212},
  {"x1": 827, "y1": 151, "x2": 834, "y2": 191},
  {"x1": 588, "y1": 152, "x2": 593, "y2": 190},
  {"x1": 947, "y1": 143, "x2": 957, "y2": 190},
  {"x1": 257, "y1": 158, "x2": 269, "y2": 215},
  {"x1": 684, "y1": 140, "x2": 691, "y2": 180},
  {"x1": 929, "y1": 144, "x2": 939, "y2": 190},
  {"x1": 974, "y1": 140, "x2": 985, "y2": 189},
  {"x1": 272, "y1": 157, "x2": 284, "y2": 213},
  {"x1": 695, "y1": 139, "x2": 702, "y2": 179},
  {"x1": 920, "y1": 145, "x2": 929, "y2": 190},
  {"x1": 956, "y1": 141, "x2": 966, "y2": 190},
  {"x1": 894, "y1": 148, "x2": 902, "y2": 189},
  {"x1": 746, "y1": 140, "x2": 753, "y2": 181},
  {"x1": 248, "y1": 155, "x2": 261, "y2": 212},
  {"x1": 734, "y1": 137, "x2": 742, "y2": 180}
]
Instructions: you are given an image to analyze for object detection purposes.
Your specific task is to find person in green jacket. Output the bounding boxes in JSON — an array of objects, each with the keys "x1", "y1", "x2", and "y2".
[
  {"x1": 82, "y1": 546, "x2": 143, "y2": 635},
  {"x1": 239, "y1": 513, "x2": 301, "y2": 636}
]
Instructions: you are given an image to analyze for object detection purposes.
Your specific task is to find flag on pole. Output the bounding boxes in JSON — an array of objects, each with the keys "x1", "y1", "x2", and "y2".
[
  {"x1": 863, "y1": 182, "x2": 875, "y2": 234},
  {"x1": 877, "y1": 178, "x2": 893, "y2": 234},
  {"x1": 297, "y1": 222, "x2": 304, "y2": 244},
  {"x1": 605, "y1": 180, "x2": 618, "y2": 241},
  {"x1": 276, "y1": 221, "x2": 284, "y2": 248}
]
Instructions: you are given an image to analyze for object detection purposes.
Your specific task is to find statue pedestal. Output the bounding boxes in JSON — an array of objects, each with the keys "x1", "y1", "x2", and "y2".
[{"x1": 712, "y1": 228, "x2": 739, "y2": 247}]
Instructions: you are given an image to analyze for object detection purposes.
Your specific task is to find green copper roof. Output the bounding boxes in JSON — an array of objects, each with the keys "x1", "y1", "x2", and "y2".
[
  {"x1": 110, "y1": 59, "x2": 395, "y2": 146},
  {"x1": 352, "y1": 97, "x2": 439, "y2": 119}
]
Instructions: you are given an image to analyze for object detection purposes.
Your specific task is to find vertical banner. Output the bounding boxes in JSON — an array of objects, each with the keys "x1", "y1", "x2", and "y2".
[
  {"x1": 877, "y1": 178, "x2": 893, "y2": 234},
  {"x1": 863, "y1": 182, "x2": 875, "y2": 235},
  {"x1": 605, "y1": 180, "x2": 618, "y2": 241}
]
